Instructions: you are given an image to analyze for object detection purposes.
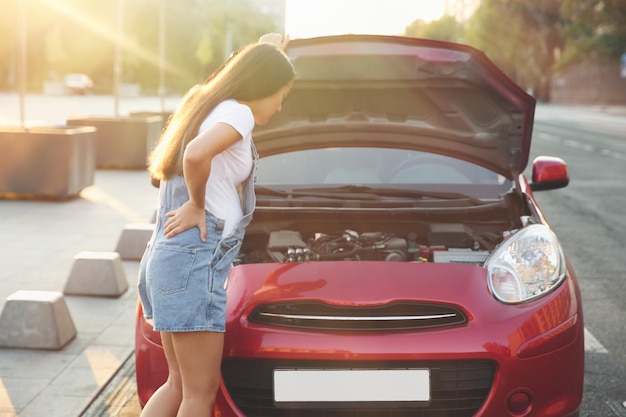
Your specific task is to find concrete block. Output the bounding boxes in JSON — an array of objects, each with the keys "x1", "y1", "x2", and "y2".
[
  {"x1": 66, "y1": 116, "x2": 162, "y2": 169},
  {"x1": 0, "y1": 126, "x2": 96, "y2": 200},
  {"x1": 0, "y1": 291, "x2": 76, "y2": 350},
  {"x1": 64, "y1": 251, "x2": 128, "y2": 297},
  {"x1": 115, "y1": 223, "x2": 154, "y2": 260}
]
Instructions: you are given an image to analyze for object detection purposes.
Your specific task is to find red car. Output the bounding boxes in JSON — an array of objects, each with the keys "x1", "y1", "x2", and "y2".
[{"x1": 135, "y1": 35, "x2": 583, "y2": 417}]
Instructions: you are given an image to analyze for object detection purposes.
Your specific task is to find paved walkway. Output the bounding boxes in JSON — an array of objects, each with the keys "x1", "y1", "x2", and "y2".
[{"x1": 0, "y1": 169, "x2": 159, "y2": 417}]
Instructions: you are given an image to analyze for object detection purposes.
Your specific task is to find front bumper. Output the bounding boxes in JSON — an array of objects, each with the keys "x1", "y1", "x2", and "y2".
[{"x1": 136, "y1": 261, "x2": 584, "y2": 417}]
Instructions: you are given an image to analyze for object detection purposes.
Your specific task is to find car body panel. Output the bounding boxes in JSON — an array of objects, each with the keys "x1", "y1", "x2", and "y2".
[
  {"x1": 136, "y1": 256, "x2": 584, "y2": 415},
  {"x1": 223, "y1": 262, "x2": 577, "y2": 358},
  {"x1": 255, "y1": 35, "x2": 535, "y2": 179}
]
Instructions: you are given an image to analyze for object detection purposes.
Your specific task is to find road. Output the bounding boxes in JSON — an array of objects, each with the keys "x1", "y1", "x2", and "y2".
[
  {"x1": 530, "y1": 104, "x2": 626, "y2": 417},
  {"x1": 3, "y1": 95, "x2": 625, "y2": 416}
]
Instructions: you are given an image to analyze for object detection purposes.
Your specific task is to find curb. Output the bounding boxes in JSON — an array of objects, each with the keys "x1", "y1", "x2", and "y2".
[{"x1": 80, "y1": 353, "x2": 139, "y2": 416}]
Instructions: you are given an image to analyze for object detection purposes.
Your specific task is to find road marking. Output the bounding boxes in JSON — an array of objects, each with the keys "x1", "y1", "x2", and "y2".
[
  {"x1": 535, "y1": 131, "x2": 626, "y2": 161},
  {"x1": 585, "y1": 328, "x2": 609, "y2": 353},
  {"x1": 535, "y1": 132, "x2": 560, "y2": 142},
  {"x1": 606, "y1": 400, "x2": 626, "y2": 416},
  {"x1": 563, "y1": 139, "x2": 595, "y2": 152},
  {"x1": 601, "y1": 149, "x2": 626, "y2": 161}
]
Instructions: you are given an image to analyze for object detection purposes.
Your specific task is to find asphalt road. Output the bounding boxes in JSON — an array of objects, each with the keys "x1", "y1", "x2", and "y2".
[{"x1": 530, "y1": 104, "x2": 626, "y2": 417}]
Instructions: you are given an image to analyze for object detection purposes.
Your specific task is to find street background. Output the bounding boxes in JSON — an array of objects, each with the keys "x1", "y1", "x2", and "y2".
[
  {"x1": 0, "y1": 93, "x2": 625, "y2": 416},
  {"x1": 1, "y1": 0, "x2": 625, "y2": 415}
]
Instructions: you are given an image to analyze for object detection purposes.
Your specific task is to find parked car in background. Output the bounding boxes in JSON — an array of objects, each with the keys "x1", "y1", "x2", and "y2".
[
  {"x1": 63, "y1": 73, "x2": 94, "y2": 94},
  {"x1": 135, "y1": 34, "x2": 583, "y2": 417}
]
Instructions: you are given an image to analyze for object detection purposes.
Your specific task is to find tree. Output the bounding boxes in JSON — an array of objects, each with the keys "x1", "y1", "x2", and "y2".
[
  {"x1": 405, "y1": 15, "x2": 465, "y2": 43},
  {"x1": 0, "y1": 0, "x2": 280, "y2": 93},
  {"x1": 44, "y1": 26, "x2": 67, "y2": 81},
  {"x1": 464, "y1": 0, "x2": 564, "y2": 102},
  {"x1": 0, "y1": 0, "x2": 18, "y2": 89},
  {"x1": 560, "y1": 0, "x2": 626, "y2": 62},
  {"x1": 196, "y1": 31, "x2": 216, "y2": 78},
  {"x1": 126, "y1": 0, "x2": 281, "y2": 92}
]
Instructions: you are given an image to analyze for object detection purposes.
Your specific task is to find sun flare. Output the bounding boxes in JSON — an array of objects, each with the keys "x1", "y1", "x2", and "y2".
[{"x1": 285, "y1": 0, "x2": 446, "y2": 39}]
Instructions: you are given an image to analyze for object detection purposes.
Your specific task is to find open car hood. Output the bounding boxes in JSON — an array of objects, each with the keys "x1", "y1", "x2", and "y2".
[{"x1": 253, "y1": 35, "x2": 536, "y2": 179}]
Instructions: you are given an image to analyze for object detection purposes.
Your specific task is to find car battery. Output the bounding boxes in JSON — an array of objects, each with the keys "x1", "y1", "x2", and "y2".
[{"x1": 428, "y1": 223, "x2": 472, "y2": 247}]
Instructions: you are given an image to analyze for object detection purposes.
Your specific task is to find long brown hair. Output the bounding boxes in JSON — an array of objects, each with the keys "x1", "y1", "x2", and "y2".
[{"x1": 148, "y1": 42, "x2": 295, "y2": 180}]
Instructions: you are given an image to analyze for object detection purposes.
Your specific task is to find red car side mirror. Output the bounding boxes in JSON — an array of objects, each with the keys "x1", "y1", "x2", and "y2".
[{"x1": 530, "y1": 156, "x2": 569, "y2": 191}]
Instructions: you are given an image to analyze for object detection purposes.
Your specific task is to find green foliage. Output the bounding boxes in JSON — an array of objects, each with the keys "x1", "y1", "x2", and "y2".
[
  {"x1": 463, "y1": 0, "x2": 564, "y2": 101},
  {"x1": 196, "y1": 31, "x2": 216, "y2": 71},
  {"x1": 44, "y1": 26, "x2": 67, "y2": 81},
  {"x1": 560, "y1": 0, "x2": 626, "y2": 61},
  {"x1": 4, "y1": 0, "x2": 624, "y2": 97},
  {"x1": 405, "y1": 15, "x2": 464, "y2": 43},
  {"x1": 0, "y1": 0, "x2": 280, "y2": 92},
  {"x1": 0, "y1": 2, "x2": 19, "y2": 89},
  {"x1": 404, "y1": 0, "x2": 625, "y2": 102}
]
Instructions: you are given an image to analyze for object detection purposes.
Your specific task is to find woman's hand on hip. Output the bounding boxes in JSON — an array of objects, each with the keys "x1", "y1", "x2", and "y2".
[{"x1": 164, "y1": 201, "x2": 207, "y2": 242}]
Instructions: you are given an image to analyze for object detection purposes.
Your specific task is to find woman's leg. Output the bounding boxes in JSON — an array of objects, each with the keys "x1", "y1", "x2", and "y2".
[
  {"x1": 139, "y1": 332, "x2": 183, "y2": 417},
  {"x1": 171, "y1": 331, "x2": 224, "y2": 417}
]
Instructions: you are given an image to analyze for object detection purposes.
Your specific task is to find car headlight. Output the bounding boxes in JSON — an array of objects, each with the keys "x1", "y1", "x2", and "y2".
[{"x1": 485, "y1": 224, "x2": 566, "y2": 304}]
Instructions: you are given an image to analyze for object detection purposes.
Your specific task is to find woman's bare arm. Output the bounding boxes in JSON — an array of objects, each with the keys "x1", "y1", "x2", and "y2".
[{"x1": 163, "y1": 123, "x2": 242, "y2": 241}]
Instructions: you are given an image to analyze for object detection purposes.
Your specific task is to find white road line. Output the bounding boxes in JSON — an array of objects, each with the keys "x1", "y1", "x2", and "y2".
[
  {"x1": 585, "y1": 328, "x2": 609, "y2": 354},
  {"x1": 601, "y1": 149, "x2": 626, "y2": 161},
  {"x1": 535, "y1": 132, "x2": 560, "y2": 142},
  {"x1": 535, "y1": 131, "x2": 626, "y2": 161},
  {"x1": 606, "y1": 400, "x2": 626, "y2": 417},
  {"x1": 563, "y1": 139, "x2": 595, "y2": 152}
]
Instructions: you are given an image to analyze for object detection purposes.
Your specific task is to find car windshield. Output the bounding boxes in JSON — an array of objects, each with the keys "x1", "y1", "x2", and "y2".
[{"x1": 256, "y1": 147, "x2": 511, "y2": 200}]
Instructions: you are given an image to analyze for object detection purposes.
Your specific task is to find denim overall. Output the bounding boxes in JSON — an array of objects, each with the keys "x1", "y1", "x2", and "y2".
[{"x1": 138, "y1": 152, "x2": 257, "y2": 333}]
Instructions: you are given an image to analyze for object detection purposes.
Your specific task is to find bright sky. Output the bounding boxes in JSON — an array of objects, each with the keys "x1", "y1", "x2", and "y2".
[{"x1": 285, "y1": 0, "x2": 447, "y2": 39}]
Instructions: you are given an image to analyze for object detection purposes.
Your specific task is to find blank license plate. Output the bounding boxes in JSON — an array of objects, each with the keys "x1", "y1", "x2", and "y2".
[{"x1": 274, "y1": 369, "x2": 430, "y2": 403}]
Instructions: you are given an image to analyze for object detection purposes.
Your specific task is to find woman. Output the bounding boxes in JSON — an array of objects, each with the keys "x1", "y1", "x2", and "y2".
[{"x1": 138, "y1": 36, "x2": 295, "y2": 416}]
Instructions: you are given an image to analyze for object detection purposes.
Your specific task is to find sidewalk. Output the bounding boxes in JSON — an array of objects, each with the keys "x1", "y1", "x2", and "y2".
[{"x1": 0, "y1": 169, "x2": 159, "y2": 417}]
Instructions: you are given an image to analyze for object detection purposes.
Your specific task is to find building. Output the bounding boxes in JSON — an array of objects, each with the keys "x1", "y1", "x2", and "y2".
[{"x1": 552, "y1": 57, "x2": 626, "y2": 104}]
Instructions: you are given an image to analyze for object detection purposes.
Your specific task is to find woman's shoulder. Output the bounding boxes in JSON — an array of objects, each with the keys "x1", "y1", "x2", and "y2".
[
  {"x1": 215, "y1": 99, "x2": 252, "y2": 115},
  {"x1": 200, "y1": 99, "x2": 254, "y2": 135}
]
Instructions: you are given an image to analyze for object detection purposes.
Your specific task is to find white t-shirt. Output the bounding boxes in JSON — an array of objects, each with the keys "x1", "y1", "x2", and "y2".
[{"x1": 198, "y1": 99, "x2": 255, "y2": 236}]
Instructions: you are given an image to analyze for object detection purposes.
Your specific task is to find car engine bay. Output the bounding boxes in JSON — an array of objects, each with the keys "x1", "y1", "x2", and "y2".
[
  {"x1": 236, "y1": 210, "x2": 530, "y2": 266},
  {"x1": 264, "y1": 227, "x2": 493, "y2": 264}
]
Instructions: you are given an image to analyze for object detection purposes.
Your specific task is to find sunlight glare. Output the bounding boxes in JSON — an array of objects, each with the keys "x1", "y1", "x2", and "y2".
[
  {"x1": 285, "y1": 0, "x2": 446, "y2": 38},
  {"x1": 37, "y1": 0, "x2": 186, "y2": 78},
  {"x1": 0, "y1": 379, "x2": 15, "y2": 414},
  {"x1": 85, "y1": 346, "x2": 122, "y2": 386},
  {"x1": 80, "y1": 186, "x2": 148, "y2": 223}
]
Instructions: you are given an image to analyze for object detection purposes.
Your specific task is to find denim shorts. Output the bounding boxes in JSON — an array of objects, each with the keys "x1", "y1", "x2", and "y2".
[{"x1": 138, "y1": 208, "x2": 243, "y2": 332}]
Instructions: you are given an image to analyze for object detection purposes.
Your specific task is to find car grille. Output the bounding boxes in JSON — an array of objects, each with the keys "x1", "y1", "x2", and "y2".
[
  {"x1": 248, "y1": 302, "x2": 467, "y2": 331},
  {"x1": 221, "y1": 359, "x2": 495, "y2": 417}
]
